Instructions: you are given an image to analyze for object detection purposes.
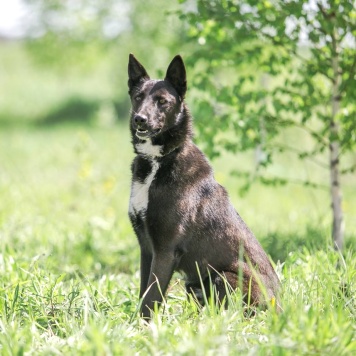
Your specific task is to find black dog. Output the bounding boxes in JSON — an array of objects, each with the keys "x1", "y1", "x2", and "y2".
[{"x1": 128, "y1": 54, "x2": 280, "y2": 319}]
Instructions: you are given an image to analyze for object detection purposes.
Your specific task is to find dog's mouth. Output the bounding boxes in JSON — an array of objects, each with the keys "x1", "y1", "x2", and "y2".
[{"x1": 135, "y1": 128, "x2": 161, "y2": 139}]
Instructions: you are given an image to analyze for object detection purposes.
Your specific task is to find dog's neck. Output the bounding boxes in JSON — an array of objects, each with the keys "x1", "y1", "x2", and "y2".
[{"x1": 134, "y1": 139, "x2": 164, "y2": 158}]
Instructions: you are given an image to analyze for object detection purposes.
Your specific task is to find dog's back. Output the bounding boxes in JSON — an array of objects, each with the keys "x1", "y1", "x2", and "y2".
[{"x1": 128, "y1": 54, "x2": 280, "y2": 319}]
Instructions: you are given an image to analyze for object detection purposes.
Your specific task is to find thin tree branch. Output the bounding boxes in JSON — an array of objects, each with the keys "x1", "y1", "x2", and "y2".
[
  {"x1": 317, "y1": 3, "x2": 335, "y2": 20},
  {"x1": 235, "y1": 169, "x2": 329, "y2": 191},
  {"x1": 340, "y1": 164, "x2": 356, "y2": 175},
  {"x1": 292, "y1": 121, "x2": 329, "y2": 147},
  {"x1": 270, "y1": 143, "x2": 329, "y2": 169}
]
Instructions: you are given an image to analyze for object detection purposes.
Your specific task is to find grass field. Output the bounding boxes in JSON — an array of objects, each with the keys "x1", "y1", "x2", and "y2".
[
  {"x1": 1, "y1": 43, "x2": 356, "y2": 354},
  {"x1": 1, "y1": 124, "x2": 355, "y2": 355}
]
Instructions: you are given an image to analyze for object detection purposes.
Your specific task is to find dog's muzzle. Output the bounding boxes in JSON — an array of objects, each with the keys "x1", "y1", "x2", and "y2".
[
  {"x1": 135, "y1": 127, "x2": 161, "y2": 138},
  {"x1": 133, "y1": 116, "x2": 161, "y2": 138}
]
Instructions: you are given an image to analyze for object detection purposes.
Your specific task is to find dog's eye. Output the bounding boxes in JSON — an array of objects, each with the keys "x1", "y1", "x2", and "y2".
[{"x1": 159, "y1": 98, "x2": 167, "y2": 104}]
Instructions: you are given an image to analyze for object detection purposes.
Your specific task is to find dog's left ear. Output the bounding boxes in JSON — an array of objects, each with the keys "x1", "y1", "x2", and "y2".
[
  {"x1": 165, "y1": 55, "x2": 187, "y2": 99},
  {"x1": 128, "y1": 53, "x2": 150, "y2": 92}
]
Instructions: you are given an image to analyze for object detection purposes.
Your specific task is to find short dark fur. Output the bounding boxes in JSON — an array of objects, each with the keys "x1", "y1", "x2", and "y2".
[{"x1": 128, "y1": 54, "x2": 280, "y2": 319}]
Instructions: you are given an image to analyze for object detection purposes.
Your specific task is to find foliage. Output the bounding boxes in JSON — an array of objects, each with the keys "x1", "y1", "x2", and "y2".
[
  {"x1": 23, "y1": 0, "x2": 186, "y2": 71},
  {"x1": 180, "y1": 0, "x2": 355, "y2": 164},
  {"x1": 23, "y1": 0, "x2": 128, "y2": 68}
]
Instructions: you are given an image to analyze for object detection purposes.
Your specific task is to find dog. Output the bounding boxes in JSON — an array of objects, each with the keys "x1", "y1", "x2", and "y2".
[{"x1": 128, "y1": 54, "x2": 280, "y2": 320}]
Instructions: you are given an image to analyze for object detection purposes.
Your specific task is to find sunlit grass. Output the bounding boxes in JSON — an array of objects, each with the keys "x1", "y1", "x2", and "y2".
[{"x1": 0, "y1": 124, "x2": 356, "y2": 354}]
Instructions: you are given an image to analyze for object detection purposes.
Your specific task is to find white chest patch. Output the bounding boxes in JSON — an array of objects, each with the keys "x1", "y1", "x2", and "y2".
[
  {"x1": 129, "y1": 159, "x2": 160, "y2": 216},
  {"x1": 135, "y1": 139, "x2": 163, "y2": 158}
]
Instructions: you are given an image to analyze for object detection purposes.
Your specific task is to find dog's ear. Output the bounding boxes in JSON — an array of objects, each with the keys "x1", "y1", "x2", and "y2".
[
  {"x1": 165, "y1": 55, "x2": 187, "y2": 99},
  {"x1": 128, "y1": 53, "x2": 150, "y2": 92}
]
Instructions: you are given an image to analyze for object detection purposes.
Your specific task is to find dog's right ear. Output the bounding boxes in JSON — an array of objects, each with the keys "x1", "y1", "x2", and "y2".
[
  {"x1": 128, "y1": 54, "x2": 150, "y2": 92},
  {"x1": 165, "y1": 55, "x2": 187, "y2": 99}
]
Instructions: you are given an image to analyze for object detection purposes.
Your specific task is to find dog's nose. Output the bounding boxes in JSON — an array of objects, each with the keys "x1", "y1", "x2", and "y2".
[{"x1": 134, "y1": 115, "x2": 147, "y2": 126}]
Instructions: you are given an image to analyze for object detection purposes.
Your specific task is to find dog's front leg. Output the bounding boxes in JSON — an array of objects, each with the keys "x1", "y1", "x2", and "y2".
[
  {"x1": 139, "y1": 250, "x2": 152, "y2": 299},
  {"x1": 140, "y1": 250, "x2": 179, "y2": 320}
]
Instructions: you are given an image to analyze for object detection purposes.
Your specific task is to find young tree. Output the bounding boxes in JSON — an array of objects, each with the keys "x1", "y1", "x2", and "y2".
[{"x1": 180, "y1": 0, "x2": 356, "y2": 251}]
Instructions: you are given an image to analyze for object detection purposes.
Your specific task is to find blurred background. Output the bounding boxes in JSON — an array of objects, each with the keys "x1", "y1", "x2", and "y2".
[{"x1": 0, "y1": 0, "x2": 355, "y2": 271}]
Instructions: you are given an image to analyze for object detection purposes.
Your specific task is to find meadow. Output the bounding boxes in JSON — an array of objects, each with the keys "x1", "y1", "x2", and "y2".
[{"x1": 0, "y1": 43, "x2": 356, "y2": 355}]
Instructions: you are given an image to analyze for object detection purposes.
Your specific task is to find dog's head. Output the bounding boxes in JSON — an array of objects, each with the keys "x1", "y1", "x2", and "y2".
[{"x1": 128, "y1": 54, "x2": 187, "y2": 140}]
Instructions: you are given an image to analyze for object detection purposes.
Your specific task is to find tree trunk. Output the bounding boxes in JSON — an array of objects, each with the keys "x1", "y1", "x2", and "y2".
[
  {"x1": 330, "y1": 28, "x2": 344, "y2": 252},
  {"x1": 330, "y1": 119, "x2": 344, "y2": 251},
  {"x1": 255, "y1": 74, "x2": 268, "y2": 166}
]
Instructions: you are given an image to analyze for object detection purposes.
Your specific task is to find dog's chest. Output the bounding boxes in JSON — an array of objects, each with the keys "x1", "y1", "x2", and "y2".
[{"x1": 129, "y1": 159, "x2": 160, "y2": 216}]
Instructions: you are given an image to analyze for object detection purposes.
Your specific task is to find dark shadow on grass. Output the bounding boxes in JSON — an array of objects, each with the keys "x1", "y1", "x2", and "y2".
[
  {"x1": 261, "y1": 225, "x2": 356, "y2": 262},
  {"x1": 37, "y1": 96, "x2": 101, "y2": 126},
  {"x1": 0, "y1": 96, "x2": 131, "y2": 127}
]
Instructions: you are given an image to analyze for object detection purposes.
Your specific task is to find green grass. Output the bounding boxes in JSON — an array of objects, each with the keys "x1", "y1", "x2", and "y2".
[
  {"x1": 1, "y1": 43, "x2": 356, "y2": 355},
  {"x1": 0, "y1": 124, "x2": 355, "y2": 355}
]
